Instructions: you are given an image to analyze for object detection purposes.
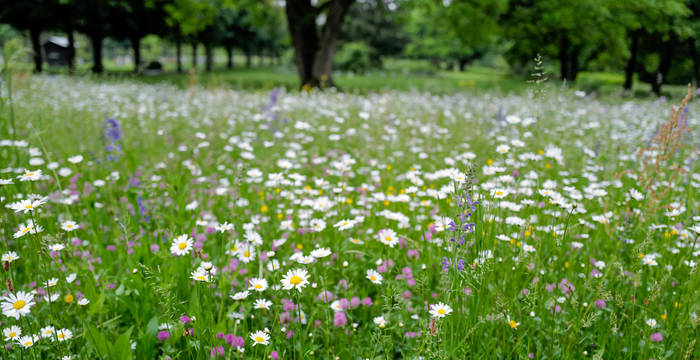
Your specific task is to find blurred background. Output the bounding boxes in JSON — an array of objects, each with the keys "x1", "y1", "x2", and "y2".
[{"x1": 0, "y1": 0, "x2": 699, "y2": 97}]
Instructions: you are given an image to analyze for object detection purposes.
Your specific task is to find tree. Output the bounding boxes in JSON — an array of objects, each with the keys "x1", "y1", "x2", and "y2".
[
  {"x1": 285, "y1": 0, "x2": 355, "y2": 88},
  {"x1": 402, "y1": 0, "x2": 506, "y2": 71},
  {"x1": 111, "y1": 0, "x2": 169, "y2": 72},
  {"x1": 74, "y1": 0, "x2": 118, "y2": 73},
  {"x1": 340, "y1": 0, "x2": 409, "y2": 68},
  {"x1": 0, "y1": 0, "x2": 58, "y2": 73},
  {"x1": 502, "y1": 0, "x2": 623, "y2": 82},
  {"x1": 165, "y1": 0, "x2": 219, "y2": 71},
  {"x1": 611, "y1": 0, "x2": 690, "y2": 92}
]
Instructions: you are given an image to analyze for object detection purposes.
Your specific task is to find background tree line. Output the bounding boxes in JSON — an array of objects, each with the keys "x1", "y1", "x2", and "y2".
[{"x1": 1, "y1": 0, "x2": 700, "y2": 94}]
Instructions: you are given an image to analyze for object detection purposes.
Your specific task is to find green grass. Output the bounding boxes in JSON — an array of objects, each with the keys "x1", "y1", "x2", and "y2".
[{"x1": 0, "y1": 72, "x2": 698, "y2": 359}]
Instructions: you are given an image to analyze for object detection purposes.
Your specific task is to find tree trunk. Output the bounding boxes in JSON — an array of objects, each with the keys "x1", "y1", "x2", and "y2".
[
  {"x1": 131, "y1": 36, "x2": 141, "y2": 73},
  {"x1": 311, "y1": 0, "x2": 354, "y2": 87},
  {"x1": 689, "y1": 38, "x2": 699, "y2": 88},
  {"x1": 226, "y1": 46, "x2": 234, "y2": 69},
  {"x1": 285, "y1": 0, "x2": 354, "y2": 88},
  {"x1": 568, "y1": 46, "x2": 580, "y2": 81},
  {"x1": 559, "y1": 36, "x2": 570, "y2": 81},
  {"x1": 205, "y1": 42, "x2": 213, "y2": 72},
  {"x1": 652, "y1": 45, "x2": 674, "y2": 96},
  {"x1": 458, "y1": 58, "x2": 468, "y2": 71},
  {"x1": 67, "y1": 30, "x2": 76, "y2": 74},
  {"x1": 191, "y1": 42, "x2": 197, "y2": 69},
  {"x1": 624, "y1": 30, "x2": 639, "y2": 91},
  {"x1": 90, "y1": 34, "x2": 104, "y2": 74},
  {"x1": 245, "y1": 50, "x2": 252, "y2": 67},
  {"x1": 29, "y1": 28, "x2": 43, "y2": 73},
  {"x1": 258, "y1": 52, "x2": 265, "y2": 67},
  {"x1": 175, "y1": 35, "x2": 182, "y2": 73}
]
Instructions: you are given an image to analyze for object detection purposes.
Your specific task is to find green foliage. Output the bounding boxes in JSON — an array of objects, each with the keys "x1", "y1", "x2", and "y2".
[{"x1": 334, "y1": 41, "x2": 373, "y2": 73}]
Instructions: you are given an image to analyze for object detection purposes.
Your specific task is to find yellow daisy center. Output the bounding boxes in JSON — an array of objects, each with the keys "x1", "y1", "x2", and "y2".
[
  {"x1": 255, "y1": 336, "x2": 264, "y2": 343},
  {"x1": 9, "y1": 332, "x2": 16, "y2": 337},
  {"x1": 255, "y1": 284, "x2": 262, "y2": 289},
  {"x1": 244, "y1": 251, "x2": 250, "y2": 257},
  {"x1": 289, "y1": 275, "x2": 302, "y2": 285},
  {"x1": 13, "y1": 300, "x2": 26, "y2": 310},
  {"x1": 438, "y1": 309, "x2": 446, "y2": 314},
  {"x1": 23, "y1": 341, "x2": 32, "y2": 346},
  {"x1": 385, "y1": 236, "x2": 391, "y2": 242},
  {"x1": 178, "y1": 242, "x2": 187, "y2": 250},
  {"x1": 370, "y1": 276, "x2": 376, "y2": 281},
  {"x1": 58, "y1": 333, "x2": 65, "y2": 339},
  {"x1": 25, "y1": 204, "x2": 33, "y2": 209}
]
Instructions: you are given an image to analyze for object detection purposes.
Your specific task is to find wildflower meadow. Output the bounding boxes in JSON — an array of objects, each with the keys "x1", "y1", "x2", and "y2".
[{"x1": 1, "y1": 74, "x2": 699, "y2": 360}]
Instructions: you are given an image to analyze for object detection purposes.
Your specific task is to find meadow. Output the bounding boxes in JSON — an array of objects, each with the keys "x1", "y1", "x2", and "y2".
[{"x1": 0, "y1": 73, "x2": 699, "y2": 360}]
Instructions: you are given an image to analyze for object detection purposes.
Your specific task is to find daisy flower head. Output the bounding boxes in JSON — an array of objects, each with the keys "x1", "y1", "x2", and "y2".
[
  {"x1": 78, "y1": 298, "x2": 90, "y2": 306},
  {"x1": 254, "y1": 299, "x2": 272, "y2": 310},
  {"x1": 281, "y1": 268, "x2": 310, "y2": 292},
  {"x1": 373, "y1": 316, "x2": 388, "y2": 328},
  {"x1": 231, "y1": 291, "x2": 250, "y2": 300},
  {"x1": 496, "y1": 144, "x2": 510, "y2": 154},
  {"x1": 429, "y1": 303, "x2": 453, "y2": 319},
  {"x1": 236, "y1": 244, "x2": 256, "y2": 263},
  {"x1": 61, "y1": 221, "x2": 79, "y2": 232},
  {"x1": 245, "y1": 230, "x2": 263, "y2": 246},
  {"x1": 366, "y1": 269, "x2": 383, "y2": 284},
  {"x1": 250, "y1": 330, "x2": 270, "y2": 346},
  {"x1": 170, "y1": 234, "x2": 193, "y2": 256},
  {"x1": 310, "y1": 247, "x2": 332, "y2": 258},
  {"x1": 646, "y1": 318, "x2": 657, "y2": 327},
  {"x1": 17, "y1": 169, "x2": 42, "y2": 182},
  {"x1": 48, "y1": 243, "x2": 65, "y2": 252},
  {"x1": 1, "y1": 291, "x2": 35, "y2": 319},
  {"x1": 491, "y1": 188, "x2": 509, "y2": 199},
  {"x1": 9, "y1": 198, "x2": 47, "y2": 213},
  {"x1": 17, "y1": 335, "x2": 36, "y2": 348},
  {"x1": 249, "y1": 278, "x2": 269, "y2": 292},
  {"x1": 348, "y1": 237, "x2": 364, "y2": 245},
  {"x1": 333, "y1": 219, "x2": 355, "y2": 231},
  {"x1": 2, "y1": 251, "x2": 19, "y2": 263},
  {"x1": 266, "y1": 259, "x2": 281, "y2": 272},
  {"x1": 40, "y1": 326, "x2": 55, "y2": 339},
  {"x1": 377, "y1": 229, "x2": 398, "y2": 248},
  {"x1": 190, "y1": 268, "x2": 209, "y2": 282},
  {"x1": 56, "y1": 328, "x2": 72, "y2": 342},
  {"x1": 215, "y1": 221, "x2": 234, "y2": 233},
  {"x1": 3, "y1": 325, "x2": 22, "y2": 341},
  {"x1": 67, "y1": 155, "x2": 83, "y2": 164},
  {"x1": 507, "y1": 315, "x2": 519, "y2": 329}
]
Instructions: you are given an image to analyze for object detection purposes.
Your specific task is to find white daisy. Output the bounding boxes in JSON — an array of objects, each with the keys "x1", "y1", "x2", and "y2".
[
  {"x1": 3, "y1": 325, "x2": 22, "y2": 341},
  {"x1": 429, "y1": 303, "x2": 453, "y2": 318},
  {"x1": 377, "y1": 229, "x2": 398, "y2": 248},
  {"x1": 1, "y1": 251, "x2": 19, "y2": 263},
  {"x1": 1, "y1": 291, "x2": 35, "y2": 319},
  {"x1": 249, "y1": 278, "x2": 268, "y2": 292},
  {"x1": 280, "y1": 268, "x2": 310, "y2": 292},
  {"x1": 333, "y1": 219, "x2": 355, "y2": 231},
  {"x1": 366, "y1": 269, "x2": 383, "y2": 284},
  {"x1": 249, "y1": 330, "x2": 269, "y2": 346},
  {"x1": 61, "y1": 221, "x2": 79, "y2": 232},
  {"x1": 170, "y1": 235, "x2": 193, "y2": 256},
  {"x1": 254, "y1": 299, "x2": 272, "y2": 310}
]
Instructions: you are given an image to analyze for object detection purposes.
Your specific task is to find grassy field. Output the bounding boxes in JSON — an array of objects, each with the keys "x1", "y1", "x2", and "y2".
[
  {"x1": 0, "y1": 71, "x2": 698, "y2": 359},
  {"x1": 38, "y1": 56, "x2": 693, "y2": 99}
]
